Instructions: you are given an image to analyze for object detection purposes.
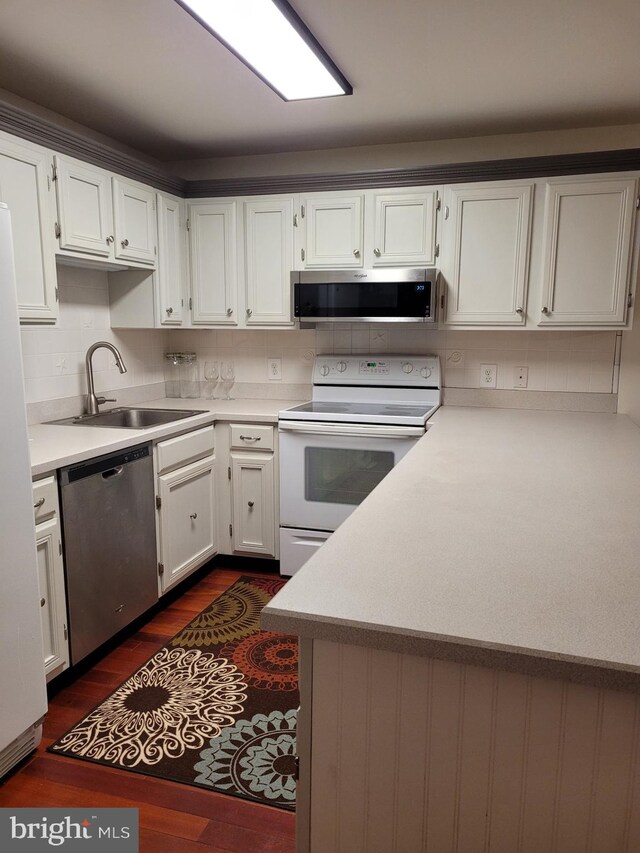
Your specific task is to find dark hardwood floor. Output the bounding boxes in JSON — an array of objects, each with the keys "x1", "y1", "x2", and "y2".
[{"x1": 0, "y1": 563, "x2": 295, "y2": 853}]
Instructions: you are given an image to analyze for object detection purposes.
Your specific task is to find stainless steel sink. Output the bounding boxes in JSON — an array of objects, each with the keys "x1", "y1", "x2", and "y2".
[{"x1": 46, "y1": 407, "x2": 207, "y2": 429}]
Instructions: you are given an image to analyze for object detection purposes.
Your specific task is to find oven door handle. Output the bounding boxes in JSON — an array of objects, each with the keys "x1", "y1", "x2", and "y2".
[{"x1": 278, "y1": 420, "x2": 424, "y2": 439}]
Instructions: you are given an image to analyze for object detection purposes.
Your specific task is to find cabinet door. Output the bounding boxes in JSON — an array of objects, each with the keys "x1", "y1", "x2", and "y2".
[
  {"x1": 113, "y1": 178, "x2": 157, "y2": 265},
  {"x1": 244, "y1": 197, "x2": 295, "y2": 325},
  {"x1": 35, "y1": 517, "x2": 69, "y2": 680},
  {"x1": 158, "y1": 456, "x2": 216, "y2": 593},
  {"x1": 302, "y1": 195, "x2": 364, "y2": 267},
  {"x1": 157, "y1": 193, "x2": 187, "y2": 325},
  {"x1": 538, "y1": 178, "x2": 637, "y2": 326},
  {"x1": 372, "y1": 189, "x2": 440, "y2": 266},
  {"x1": 189, "y1": 202, "x2": 238, "y2": 324},
  {"x1": 231, "y1": 452, "x2": 275, "y2": 557},
  {"x1": 54, "y1": 155, "x2": 113, "y2": 256},
  {"x1": 441, "y1": 183, "x2": 533, "y2": 325},
  {"x1": 0, "y1": 136, "x2": 58, "y2": 323}
]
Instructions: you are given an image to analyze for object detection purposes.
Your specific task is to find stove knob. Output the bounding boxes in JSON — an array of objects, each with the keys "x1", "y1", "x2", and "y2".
[
  {"x1": 337, "y1": 360, "x2": 347, "y2": 373},
  {"x1": 420, "y1": 366, "x2": 432, "y2": 379},
  {"x1": 402, "y1": 362, "x2": 414, "y2": 374},
  {"x1": 319, "y1": 364, "x2": 330, "y2": 377}
]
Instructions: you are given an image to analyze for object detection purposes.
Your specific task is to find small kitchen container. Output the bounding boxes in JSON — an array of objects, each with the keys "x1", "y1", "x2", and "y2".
[{"x1": 164, "y1": 352, "x2": 199, "y2": 398}]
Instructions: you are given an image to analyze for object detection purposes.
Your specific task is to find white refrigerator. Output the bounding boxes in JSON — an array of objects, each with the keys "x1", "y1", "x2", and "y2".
[{"x1": 0, "y1": 202, "x2": 48, "y2": 776}]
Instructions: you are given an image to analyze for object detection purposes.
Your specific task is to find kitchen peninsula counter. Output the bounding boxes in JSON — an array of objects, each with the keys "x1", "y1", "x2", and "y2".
[
  {"x1": 29, "y1": 397, "x2": 302, "y2": 476},
  {"x1": 263, "y1": 406, "x2": 640, "y2": 691}
]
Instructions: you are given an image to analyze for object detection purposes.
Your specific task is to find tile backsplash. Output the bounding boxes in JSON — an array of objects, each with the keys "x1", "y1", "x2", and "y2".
[{"x1": 20, "y1": 269, "x2": 617, "y2": 409}]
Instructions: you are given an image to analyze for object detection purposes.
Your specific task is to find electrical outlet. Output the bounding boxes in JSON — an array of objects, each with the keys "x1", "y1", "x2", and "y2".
[
  {"x1": 514, "y1": 366, "x2": 529, "y2": 388},
  {"x1": 480, "y1": 363, "x2": 497, "y2": 388},
  {"x1": 268, "y1": 357, "x2": 282, "y2": 380}
]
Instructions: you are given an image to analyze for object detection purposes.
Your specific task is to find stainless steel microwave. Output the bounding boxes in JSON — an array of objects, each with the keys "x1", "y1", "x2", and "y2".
[{"x1": 292, "y1": 268, "x2": 437, "y2": 323}]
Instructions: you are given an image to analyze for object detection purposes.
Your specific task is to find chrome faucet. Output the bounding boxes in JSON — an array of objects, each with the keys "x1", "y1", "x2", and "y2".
[{"x1": 85, "y1": 342, "x2": 127, "y2": 415}]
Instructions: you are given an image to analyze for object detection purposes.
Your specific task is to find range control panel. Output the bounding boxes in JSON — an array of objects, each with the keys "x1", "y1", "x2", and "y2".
[{"x1": 313, "y1": 354, "x2": 441, "y2": 387}]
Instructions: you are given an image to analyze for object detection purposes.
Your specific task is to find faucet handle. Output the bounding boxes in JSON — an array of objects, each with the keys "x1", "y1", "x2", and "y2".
[{"x1": 96, "y1": 397, "x2": 117, "y2": 405}]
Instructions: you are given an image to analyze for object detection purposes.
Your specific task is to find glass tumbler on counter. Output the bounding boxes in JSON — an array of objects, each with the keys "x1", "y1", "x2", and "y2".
[
  {"x1": 179, "y1": 353, "x2": 200, "y2": 398},
  {"x1": 163, "y1": 353, "x2": 182, "y2": 398}
]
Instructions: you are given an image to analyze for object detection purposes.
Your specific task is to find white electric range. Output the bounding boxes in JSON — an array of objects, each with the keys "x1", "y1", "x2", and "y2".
[{"x1": 278, "y1": 354, "x2": 441, "y2": 576}]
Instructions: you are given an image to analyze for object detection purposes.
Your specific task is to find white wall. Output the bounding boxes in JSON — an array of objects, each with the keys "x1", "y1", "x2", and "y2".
[
  {"x1": 168, "y1": 124, "x2": 640, "y2": 180},
  {"x1": 20, "y1": 265, "x2": 167, "y2": 404},
  {"x1": 20, "y1": 269, "x2": 616, "y2": 406}
]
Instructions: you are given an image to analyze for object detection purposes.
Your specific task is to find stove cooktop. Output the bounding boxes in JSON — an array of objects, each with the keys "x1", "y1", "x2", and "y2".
[{"x1": 278, "y1": 400, "x2": 439, "y2": 427}]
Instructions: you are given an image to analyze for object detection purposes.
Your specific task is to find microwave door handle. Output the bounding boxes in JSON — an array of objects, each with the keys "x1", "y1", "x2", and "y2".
[{"x1": 278, "y1": 421, "x2": 424, "y2": 439}]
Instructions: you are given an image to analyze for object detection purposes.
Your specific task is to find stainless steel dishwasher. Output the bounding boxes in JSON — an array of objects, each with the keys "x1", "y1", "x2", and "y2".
[{"x1": 59, "y1": 443, "x2": 158, "y2": 664}]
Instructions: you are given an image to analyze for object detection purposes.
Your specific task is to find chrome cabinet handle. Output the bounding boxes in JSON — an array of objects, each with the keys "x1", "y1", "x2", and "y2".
[
  {"x1": 166, "y1": 307, "x2": 174, "y2": 315},
  {"x1": 121, "y1": 238, "x2": 129, "y2": 248},
  {"x1": 190, "y1": 512, "x2": 198, "y2": 520},
  {"x1": 40, "y1": 597, "x2": 46, "y2": 607},
  {"x1": 226, "y1": 308, "x2": 233, "y2": 316},
  {"x1": 516, "y1": 307, "x2": 524, "y2": 314},
  {"x1": 542, "y1": 306, "x2": 550, "y2": 314},
  {"x1": 353, "y1": 248, "x2": 360, "y2": 257},
  {"x1": 33, "y1": 497, "x2": 45, "y2": 509},
  {"x1": 240, "y1": 435, "x2": 261, "y2": 442},
  {"x1": 374, "y1": 248, "x2": 381, "y2": 257},
  {"x1": 106, "y1": 235, "x2": 114, "y2": 244},
  {"x1": 246, "y1": 308, "x2": 252, "y2": 317},
  {"x1": 248, "y1": 501, "x2": 254, "y2": 508}
]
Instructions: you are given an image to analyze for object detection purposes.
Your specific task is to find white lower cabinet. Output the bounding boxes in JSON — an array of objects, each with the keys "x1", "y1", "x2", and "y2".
[
  {"x1": 32, "y1": 475, "x2": 69, "y2": 681},
  {"x1": 231, "y1": 452, "x2": 276, "y2": 557},
  {"x1": 155, "y1": 426, "x2": 217, "y2": 594}
]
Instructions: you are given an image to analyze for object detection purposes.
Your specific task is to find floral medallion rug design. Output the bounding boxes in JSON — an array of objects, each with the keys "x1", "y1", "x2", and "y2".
[{"x1": 49, "y1": 576, "x2": 299, "y2": 810}]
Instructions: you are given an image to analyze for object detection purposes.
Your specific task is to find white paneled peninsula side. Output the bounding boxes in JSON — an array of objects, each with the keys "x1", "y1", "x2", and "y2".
[{"x1": 263, "y1": 406, "x2": 640, "y2": 853}]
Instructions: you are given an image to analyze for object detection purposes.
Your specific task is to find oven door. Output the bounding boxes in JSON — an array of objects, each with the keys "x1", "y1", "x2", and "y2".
[{"x1": 279, "y1": 420, "x2": 424, "y2": 531}]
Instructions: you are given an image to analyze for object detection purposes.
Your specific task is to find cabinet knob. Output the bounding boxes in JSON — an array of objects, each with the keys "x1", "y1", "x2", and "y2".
[
  {"x1": 516, "y1": 307, "x2": 524, "y2": 314},
  {"x1": 190, "y1": 512, "x2": 198, "y2": 520},
  {"x1": 246, "y1": 308, "x2": 252, "y2": 317},
  {"x1": 106, "y1": 235, "x2": 114, "y2": 244},
  {"x1": 121, "y1": 238, "x2": 129, "y2": 248},
  {"x1": 40, "y1": 597, "x2": 46, "y2": 607},
  {"x1": 166, "y1": 307, "x2": 174, "y2": 315},
  {"x1": 33, "y1": 497, "x2": 45, "y2": 510},
  {"x1": 353, "y1": 248, "x2": 360, "y2": 257},
  {"x1": 542, "y1": 306, "x2": 550, "y2": 315},
  {"x1": 248, "y1": 501, "x2": 255, "y2": 509},
  {"x1": 373, "y1": 248, "x2": 381, "y2": 257},
  {"x1": 226, "y1": 308, "x2": 233, "y2": 316}
]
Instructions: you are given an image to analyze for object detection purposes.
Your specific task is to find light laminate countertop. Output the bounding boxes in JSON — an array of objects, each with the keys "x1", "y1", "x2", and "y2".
[
  {"x1": 262, "y1": 406, "x2": 640, "y2": 691},
  {"x1": 29, "y1": 397, "x2": 302, "y2": 477}
]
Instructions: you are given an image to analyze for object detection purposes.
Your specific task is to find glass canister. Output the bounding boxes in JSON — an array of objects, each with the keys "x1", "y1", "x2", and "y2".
[
  {"x1": 179, "y1": 352, "x2": 200, "y2": 399},
  {"x1": 163, "y1": 353, "x2": 182, "y2": 398}
]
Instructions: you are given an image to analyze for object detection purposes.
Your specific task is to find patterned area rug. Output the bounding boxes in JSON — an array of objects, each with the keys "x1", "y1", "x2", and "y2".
[{"x1": 49, "y1": 576, "x2": 298, "y2": 810}]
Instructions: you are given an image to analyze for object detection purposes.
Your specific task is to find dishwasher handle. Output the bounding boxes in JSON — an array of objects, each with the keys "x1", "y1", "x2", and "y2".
[{"x1": 60, "y1": 443, "x2": 151, "y2": 485}]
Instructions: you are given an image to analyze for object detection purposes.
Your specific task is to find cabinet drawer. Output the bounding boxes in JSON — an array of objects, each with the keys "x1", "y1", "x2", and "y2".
[
  {"x1": 230, "y1": 424, "x2": 274, "y2": 452},
  {"x1": 156, "y1": 425, "x2": 214, "y2": 474},
  {"x1": 32, "y1": 475, "x2": 58, "y2": 523}
]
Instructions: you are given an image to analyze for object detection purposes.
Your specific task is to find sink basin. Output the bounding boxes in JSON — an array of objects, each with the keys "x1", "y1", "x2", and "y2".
[{"x1": 46, "y1": 407, "x2": 207, "y2": 429}]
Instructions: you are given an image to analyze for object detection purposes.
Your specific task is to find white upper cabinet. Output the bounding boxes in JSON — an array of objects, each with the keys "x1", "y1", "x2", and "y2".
[
  {"x1": 538, "y1": 177, "x2": 638, "y2": 326},
  {"x1": 188, "y1": 201, "x2": 238, "y2": 325},
  {"x1": 157, "y1": 192, "x2": 187, "y2": 325},
  {"x1": 441, "y1": 182, "x2": 533, "y2": 326},
  {"x1": 369, "y1": 188, "x2": 441, "y2": 266},
  {"x1": 0, "y1": 134, "x2": 58, "y2": 323},
  {"x1": 54, "y1": 154, "x2": 113, "y2": 256},
  {"x1": 244, "y1": 196, "x2": 295, "y2": 325},
  {"x1": 113, "y1": 178, "x2": 157, "y2": 265},
  {"x1": 300, "y1": 194, "x2": 364, "y2": 267}
]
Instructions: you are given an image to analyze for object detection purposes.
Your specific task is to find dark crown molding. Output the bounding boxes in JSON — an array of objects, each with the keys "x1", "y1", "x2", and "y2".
[
  {"x1": 1, "y1": 97, "x2": 640, "y2": 200},
  {"x1": 184, "y1": 148, "x2": 640, "y2": 197},
  {"x1": 0, "y1": 100, "x2": 186, "y2": 196}
]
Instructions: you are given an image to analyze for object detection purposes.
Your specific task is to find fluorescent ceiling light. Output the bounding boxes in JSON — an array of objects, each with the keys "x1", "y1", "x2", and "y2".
[{"x1": 176, "y1": 0, "x2": 352, "y2": 101}]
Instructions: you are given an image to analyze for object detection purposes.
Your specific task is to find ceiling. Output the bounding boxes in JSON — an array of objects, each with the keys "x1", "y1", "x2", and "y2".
[{"x1": 0, "y1": 0, "x2": 638, "y2": 162}]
